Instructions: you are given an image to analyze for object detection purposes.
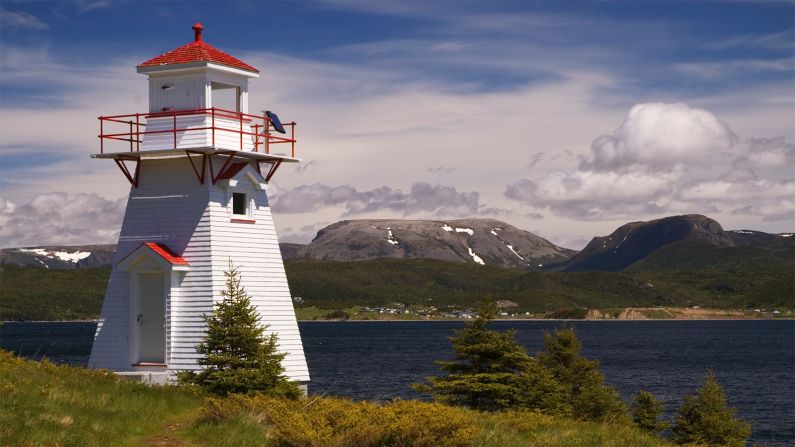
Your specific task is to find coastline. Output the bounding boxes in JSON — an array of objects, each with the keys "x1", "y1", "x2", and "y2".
[
  {"x1": 2, "y1": 307, "x2": 792, "y2": 324},
  {"x1": 296, "y1": 317, "x2": 793, "y2": 323}
]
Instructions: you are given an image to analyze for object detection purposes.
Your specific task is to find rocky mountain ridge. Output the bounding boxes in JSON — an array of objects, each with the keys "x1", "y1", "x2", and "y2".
[
  {"x1": 292, "y1": 219, "x2": 575, "y2": 269},
  {"x1": 0, "y1": 245, "x2": 116, "y2": 269},
  {"x1": 559, "y1": 214, "x2": 793, "y2": 272},
  {"x1": 2, "y1": 215, "x2": 791, "y2": 272}
]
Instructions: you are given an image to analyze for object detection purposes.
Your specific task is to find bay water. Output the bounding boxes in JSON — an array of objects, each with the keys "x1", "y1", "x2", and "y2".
[{"x1": 1, "y1": 320, "x2": 793, "y2": 445}]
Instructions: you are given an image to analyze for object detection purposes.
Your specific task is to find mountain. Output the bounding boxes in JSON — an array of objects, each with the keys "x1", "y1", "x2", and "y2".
[
  {"x1": 0, "y1": 245, "x2": 116, "y2": 269},
  {"x1": 558, "y1": 214, "x2": 792, "y2": 272},
  {"x1": 3, "y1": 215, "x2": 789, "y2": 273},
  {"x1": 726, "y1": 229, "x2": 792, "y2": 247},
  {"x1": 279, "y1": 243, "x2": 306, "y2": 260},
  {"x1": 293, "y1": 219, "x2": 575, "y2": 269}
]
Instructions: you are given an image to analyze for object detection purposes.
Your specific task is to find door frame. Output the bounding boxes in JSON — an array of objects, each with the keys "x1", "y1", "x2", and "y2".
[
  {"x1": 117, "y1": 243, "x2": 189, "y2": 368},
  {"x1": 129, "y1": 270, "x2": 168, "y2": 365}
]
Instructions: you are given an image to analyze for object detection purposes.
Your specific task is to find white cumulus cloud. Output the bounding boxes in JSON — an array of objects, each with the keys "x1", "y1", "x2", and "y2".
[
  {"x1": 0, "y1": 192, "x2": 126, "y2": 248},
  {"x1": 270, "y1": 182, "x2": 481, "y2": 217},
  {"x1": 586, "y1": 102, "x2": 737, "y2": 171},
  {"x1": 506, "y1": 102, "x2": 795, "y2": 224}
]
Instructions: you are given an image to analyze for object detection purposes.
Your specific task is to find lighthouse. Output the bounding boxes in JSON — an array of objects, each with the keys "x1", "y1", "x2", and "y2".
[{"x1": 88, "y1": 23, "x2": 310, "y2": 388}]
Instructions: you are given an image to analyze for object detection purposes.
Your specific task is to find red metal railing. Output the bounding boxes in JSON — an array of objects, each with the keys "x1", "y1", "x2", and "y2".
[{"x1": 98, "y1": 108, "x2": 296, "y2": 157}]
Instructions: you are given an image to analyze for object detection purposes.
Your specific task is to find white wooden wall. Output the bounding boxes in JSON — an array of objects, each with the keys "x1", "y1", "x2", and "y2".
[
  {"x1": 208, "y1": 167, "x2": 309, "y2": 381},
  {"x1": 141, "y1": 68, "x2": 255, "y2": 152},
  {"x1": 142, "y1": 115, "x2": 255, "y2": 152},
  {"x1": 89, "y1": 156, "x2": 309, "y2": 383}
]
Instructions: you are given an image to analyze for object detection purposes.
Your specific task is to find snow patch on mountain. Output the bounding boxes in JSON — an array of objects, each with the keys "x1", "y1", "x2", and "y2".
[
  {"x1": 386, "y1": 227, "x2": 399, "y2": 246},
  {"x1": 505, "y1": 244, "x2": 525, "y2": 261},
  {"x1": 467, "y1": 247, "x2": 485, "y2": 265},
  {"x1": 19, "y1": 248, "x2": 91, "y2": 263}
]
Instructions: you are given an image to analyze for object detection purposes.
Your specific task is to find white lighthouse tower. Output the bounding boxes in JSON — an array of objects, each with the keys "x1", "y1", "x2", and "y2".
[{"x1": 88, "y1": 23, "x2": 309, "y2": 388}]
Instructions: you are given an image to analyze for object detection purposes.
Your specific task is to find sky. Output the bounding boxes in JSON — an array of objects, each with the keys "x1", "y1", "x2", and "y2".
[{"x1": 1, "y1": 0, "x2": 793, "y2": 249}]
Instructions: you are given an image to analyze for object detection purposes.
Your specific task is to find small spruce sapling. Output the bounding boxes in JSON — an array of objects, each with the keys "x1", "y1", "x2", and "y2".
[
  {"x1": 631, "y1": 390, "x2": 669, "y2": 434},
  {"x1": 536, "y1": 327, "x2": 627, "y2": 422},
  {"x1": 178, "y1": 263, "x2": 301, "y2": 398},
  {"x1": 672, "y1": 371, "x2": 751, "y2": 447},
  {"x1": 414, "y1": 301, "x2": 564, "y2": 412}
]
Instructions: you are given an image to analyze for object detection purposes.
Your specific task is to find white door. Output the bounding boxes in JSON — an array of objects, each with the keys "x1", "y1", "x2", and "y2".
[{"x1": 138, "y1": 272, "x2": 165, "y2": 364}]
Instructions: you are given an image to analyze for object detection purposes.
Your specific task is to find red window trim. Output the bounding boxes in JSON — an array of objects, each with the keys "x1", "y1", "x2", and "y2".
[{"x1": 230, "y1": 218, "x2": 256, "y2": 224}]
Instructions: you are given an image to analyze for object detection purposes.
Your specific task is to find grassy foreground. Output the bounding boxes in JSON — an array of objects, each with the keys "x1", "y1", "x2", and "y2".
[{"x1": 0, "y1": 351, "x2": 671, "y2": 447}]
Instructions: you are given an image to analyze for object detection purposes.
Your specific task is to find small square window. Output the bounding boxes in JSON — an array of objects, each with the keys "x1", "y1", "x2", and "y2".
[{"x1": 232, "y1": 192, "x2": 247, "y2": 216}]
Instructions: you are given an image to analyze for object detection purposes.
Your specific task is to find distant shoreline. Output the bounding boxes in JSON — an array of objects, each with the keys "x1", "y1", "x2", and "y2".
[
  {"x1": 2, "y1": 309, "x2": 792, "y2": 325},
  {"x1": 8, "y1": 318, "x2": 792, "y2": 324},
  {"x1": 297, "y1": 317, "x2": 792, "y2": 323}
]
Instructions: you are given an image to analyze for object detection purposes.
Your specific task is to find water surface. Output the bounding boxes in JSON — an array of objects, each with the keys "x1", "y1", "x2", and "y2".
[{"x1": 2, "y1": 320, "x2": 793, "y2": 445}]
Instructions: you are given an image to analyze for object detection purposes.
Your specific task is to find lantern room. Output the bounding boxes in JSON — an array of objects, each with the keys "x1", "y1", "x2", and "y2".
[
  {"x1": 137, "y1": 23, "x2": 257, "y2": 116},
  {"x1": 94, "y1": 23, "x2": 298, "y2": 185}
]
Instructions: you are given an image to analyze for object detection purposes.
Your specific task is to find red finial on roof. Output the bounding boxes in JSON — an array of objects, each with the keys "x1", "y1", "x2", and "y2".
[
  {"x1": 137, "y1": 21, "x2": 258, "y2": 73},
  {"x1": 192, "y1": 22, "x2": 204, "y2": 42}
]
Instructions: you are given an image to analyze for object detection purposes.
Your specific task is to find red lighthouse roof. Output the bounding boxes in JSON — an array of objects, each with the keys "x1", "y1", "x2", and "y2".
[{"x1": 137, "y1": 23, "x2": 258, "y2": 73}]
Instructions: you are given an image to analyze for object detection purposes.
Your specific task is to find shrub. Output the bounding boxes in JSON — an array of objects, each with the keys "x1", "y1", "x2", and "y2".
[
  {"x1": 415, "y1": 302, "x2": 566, "y2": 412},
  {"x1": 178, "y1": 263, "x2": 301, "y2": 398},
  {"x1": 672, "y1": 371, "x2": 751, "y2": 446},
  {"x1": 203, "y1": 395, "x2": 479, "y2": 447},
  {"x1": 536, "y1": 327, "x2": 628, "y2": 422},
  {"x1": 631, "y1": 390, "x2": 669, "y2": 434}
]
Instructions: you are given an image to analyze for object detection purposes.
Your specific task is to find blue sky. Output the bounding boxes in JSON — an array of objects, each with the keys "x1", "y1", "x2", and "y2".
[{"x1": 1, "y1": 1, "x2": 793, "y2": 248}]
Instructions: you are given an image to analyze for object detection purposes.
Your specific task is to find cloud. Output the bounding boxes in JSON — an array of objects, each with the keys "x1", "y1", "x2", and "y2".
[
  {"x1": 677, "y1": 179, "x2": 795, "y2": 202},
  {"x1": 732, "y1": 199, "x2": 795, "y2": 222},
  {"x1": 506, "y1": 102, "x2": 795, "y2": 223},
  {"x1": 672, "y1": 58, "x2": 793, "y2": 80},
  {"x1": 0, "y1": 192, "x2": 126, "y2": 248},
  {"x1": 270, "y1": 182, "x2": 481, "y2": 217},
  {"x1": 506, "y1": 169, "x2": 682, "y2": 220},
  {"x1": 703, "y1": 29, "x2": 795, "y2": 51},
  {"x1": 0, "y1": 7, "x2": 48, "y2": 30},
  {"x1": 584, "y1": 102, "x2": 737, "y2": 172},
  {"x1": 733, "y1": 136, "x2": 795, "y2": 170},
  {"x1": 278, "y1": 222, "x2": 329, "y2": 244}
]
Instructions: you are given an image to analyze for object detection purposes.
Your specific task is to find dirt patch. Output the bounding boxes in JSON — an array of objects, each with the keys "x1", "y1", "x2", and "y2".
[
  {"x1": 584, "y1": 307, "x2": 759, "y2": 320},
  {"x1": 143, "y1": 422, "x2": 186, "y2": 447}
]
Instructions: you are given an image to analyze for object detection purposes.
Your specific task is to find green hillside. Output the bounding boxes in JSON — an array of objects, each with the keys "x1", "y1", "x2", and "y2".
[
  {"x1": 2, "y1": 251, "x2": 791, "y2": 321},
  {"x1": 0, "y1": 265, "x2": 109, "y2": 321},
  {"x1": 287, "y1": 257, "x2": 793, "y2": 313}
]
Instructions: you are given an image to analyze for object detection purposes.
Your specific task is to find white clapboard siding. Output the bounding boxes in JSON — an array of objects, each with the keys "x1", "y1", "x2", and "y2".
[
  {"x1": 207, "y1": 166, "x2": 310, "y2": 382},
  {"x1": 89, "y1": 155, "x2": 309, "y2": 384},
  {"x1": 142, "y1": 115, "x2": 256, "y2": 152}
]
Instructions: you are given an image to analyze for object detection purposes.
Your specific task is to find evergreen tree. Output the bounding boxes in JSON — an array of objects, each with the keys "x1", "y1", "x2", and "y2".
[
  {"x1": 415, "y1": 302, "x2": 565, "y2": 412},
  {"x1": 672, "y1": 371, "x2": 751, "y2": 447},
  {"x1": 536, "y1": 327, "x2": 627, "y2": 421},
  {"x1": 631, "y1": 390, "x2": 669, "y2": 434},
  {"x1": 178, "y1": 263, "x2": 301, "y2": 398}
]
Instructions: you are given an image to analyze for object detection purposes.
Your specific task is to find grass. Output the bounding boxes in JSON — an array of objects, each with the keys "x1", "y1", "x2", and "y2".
[
  {"x1": 0, "y1": 350, "x2": 202, "y2": 447},
  {"x1": 1, "y1": 350, "x2": 673, "y2": 447}
]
